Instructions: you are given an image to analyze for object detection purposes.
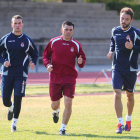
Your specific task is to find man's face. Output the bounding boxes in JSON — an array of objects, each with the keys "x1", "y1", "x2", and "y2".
[
  {"x1": 61, "y1": 24, "x2": 74, "y2": 40},
  {"x1": 120, "y1": 13, "x2": 133, "y2": 30},
  {"x1": 11, "y1": 18, "x2": 24, "y2": 33}
]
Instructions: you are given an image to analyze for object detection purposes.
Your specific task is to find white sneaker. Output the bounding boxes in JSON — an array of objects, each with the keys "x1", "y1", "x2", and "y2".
[
  {"x1": 11, "y1": 125, "x2": 17, "y2": 132},
  {"x1": 59, "y1": 130, "x2": 67, "y2": 135}
]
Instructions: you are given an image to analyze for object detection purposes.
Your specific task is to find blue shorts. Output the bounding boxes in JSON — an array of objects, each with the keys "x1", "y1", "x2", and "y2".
[
  {"x1": 1, "y1": 75, "x2": 27, "y2": 98},
  {"x1": 112, "y1": 69, "x2": 137, "y2": 92}
]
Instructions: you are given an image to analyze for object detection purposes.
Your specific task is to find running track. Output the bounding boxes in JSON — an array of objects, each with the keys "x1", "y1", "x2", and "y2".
[
  {"x1": 1, "y1": 72, "x2": 140, "y2": 98},
  {"x1": 1, "y1": 72, "x2": 140, "y2": 85},
  {"x1": 27, "y1": 71, "x2": 112, "y2": 85},
  {"x1": 27, "y1": 71, "x2": 140, "y2": 85},
  {"x1": 26, "y1": 72, "x2": 140, "y2": 97}
]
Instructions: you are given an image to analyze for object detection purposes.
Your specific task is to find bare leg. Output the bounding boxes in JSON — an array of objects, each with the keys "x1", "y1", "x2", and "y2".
[
  {"x1": 114, "y1": 89, "x2": 123, "y2": 118},
  {"x1": 62, "y1": 96, "x2": 72, "y2": 125},
  {"x1": 51, "y1": 99, "x2": 60, "y2": 110},
  {"x1": 126, "y1": 91, "x2": 134, "y2": 116}
]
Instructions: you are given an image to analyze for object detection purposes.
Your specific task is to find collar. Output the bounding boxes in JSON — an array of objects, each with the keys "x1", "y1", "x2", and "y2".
[
  {"x1": 123, "y1": 26, "x2": 131, "y2": 32},
  {"x1": 61, "y1": 35, "x2": 73, "y2": 42},
  {"x1": 12, "y1": 32, "x2": 23, "y2": 38}
]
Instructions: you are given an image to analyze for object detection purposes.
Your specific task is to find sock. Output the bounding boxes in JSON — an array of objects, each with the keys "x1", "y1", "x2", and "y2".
[
  {"x1": 60, "y1": 123, "x2": 67, "y2": 131},
  {"x1": 125, "y1": 115, "x2": 132, "y2": 121},
  {"x1": 12, "y1": 118, "x2": 18, "y2": 127},
  {"x1": 9, "y1": 103, "x2": 14, "y2": 112},
  {"x1": 53, "y1": 108, "x2": 60, "y2": 113},
  {"x1": 118, "y1": 117, "x2": 124, "y2": 125}
]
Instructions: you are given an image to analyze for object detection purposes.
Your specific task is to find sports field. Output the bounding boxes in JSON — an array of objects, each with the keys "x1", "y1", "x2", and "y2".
[{"x1": 0, "y1": 72, "x2": 140, "y2": 140}]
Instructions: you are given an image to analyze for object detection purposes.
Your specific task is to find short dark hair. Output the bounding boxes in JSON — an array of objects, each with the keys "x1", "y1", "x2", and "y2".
[
  {"x1": 62, "y1": 21, "x2": 74, "y2": 29},
  {"x1": 120, "y1": 7, "x2": 134, "y2": 19},
  {"x1": 11, "y1": 15, "x2": 23, "y2": 23}
]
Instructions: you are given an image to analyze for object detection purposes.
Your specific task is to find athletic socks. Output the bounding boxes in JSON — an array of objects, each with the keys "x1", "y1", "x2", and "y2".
[
  {"x1": 117, "y1": 115, "x2": 132, "y2": 125},
  {"x1": 53, "y1": 108, "x2": 60, "y2": 113},
  {"x1": 12, "y1": 118, "x2": 18, "y2": 127},
  {"x1": 60, "y1": 123, "x2": 67, "y2": 131},
  {"x1": 9, "y1": 103, "x2": 14, "y2": 112},
  {"x1": 125, "y1": 115, "x2": 132, "y2": 121},
  {"x1": 118, "y1": 117, "x2": 124, "y2": 125}
]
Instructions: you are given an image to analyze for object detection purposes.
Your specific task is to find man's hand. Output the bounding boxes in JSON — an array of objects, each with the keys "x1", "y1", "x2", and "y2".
[
  {"x1": 4, "y1": 61, "x2": 11, "y2": 67},
  {"x1": 78, "y1": 55, "x2": 83, "y2": 64},
  {"x1": 47, "y1": 65, "x2": 53, "y2": 73},
  {"x1": 30, "y1": 61, "x2": 35, "y2": 70},
  {"x1": 125, "y1": 38, "x2": 133, "y2": 49},
  {"x1": 107, "y1": 52, "x2": 113, "y2": 59}
]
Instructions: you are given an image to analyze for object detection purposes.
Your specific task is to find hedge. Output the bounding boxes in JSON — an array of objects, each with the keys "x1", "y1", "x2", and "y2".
[{"x1": 84, "y1": 0, "x2": 140, "y2": 19}]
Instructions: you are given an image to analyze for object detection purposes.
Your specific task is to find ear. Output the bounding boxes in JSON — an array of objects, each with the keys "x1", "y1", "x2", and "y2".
[
  {"x1": 61, "y1": 28, "x2": 63, "y2": 33},
  {"x1": 131, "y1": 18, "x2": 133, "y2": 23},
  {"x1": 11, "y1": 23, "x2": 13, "y2": 27}
]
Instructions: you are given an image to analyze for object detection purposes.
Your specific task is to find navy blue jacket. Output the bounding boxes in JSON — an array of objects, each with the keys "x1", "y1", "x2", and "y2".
[
  {"x1": 0, "y1": 32, "x2": 39, "y2": 77},
  {"x1": 110, "y1": 26, "x2": 140, "y2": 71}
]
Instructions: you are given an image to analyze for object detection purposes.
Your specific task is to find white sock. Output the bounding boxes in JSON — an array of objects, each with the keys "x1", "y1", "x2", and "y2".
[
  {"x1": 53, "y1": 108, "x2": 60, "y2": 113},
  {"x1": 9, "y1": 103, "x2": 14, "y2": 112},
  {"x1": 60, "y1": 124, "x2": 67, "y2": 131},
  {"x1": 125, "y1": 115, "x2": 132, "y2": 121},
  {"x1": 12, "y1": 118, "x2": 18, "y2": 127},
  {"x1": 118, "y1": 117, "x2": 124, "y2": 125}
]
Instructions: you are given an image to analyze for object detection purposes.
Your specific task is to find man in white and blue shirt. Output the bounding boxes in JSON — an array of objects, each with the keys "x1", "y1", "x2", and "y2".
[
  {"x1": 107, "y1": 7, "x2": 140, "y2": 134},
  {"x1": 0, "y1": 15, "x2": 38, "y2": 132}
]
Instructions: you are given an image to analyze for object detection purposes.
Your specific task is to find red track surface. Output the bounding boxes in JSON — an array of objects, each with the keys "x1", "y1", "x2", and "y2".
[
  {"x1": 27, "y1": 72, "x2": 112, "y2": 85},
  {"x1": 1, "y1": 72, "x2": 140, "y2": 98},
  {"x1": 1, "y1": 72, "x2": 140, "y2": 85}
]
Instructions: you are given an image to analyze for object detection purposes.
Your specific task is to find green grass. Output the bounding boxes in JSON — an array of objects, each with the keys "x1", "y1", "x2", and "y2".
[
  {"x1": 0, "y1": 94, "x2": 140, "y2": 139},
  {"x1": 0, "y1": 84, "x2": 140, "y2": 139},
  {"x1": 25, "y1": 83, "x2": 140, "y2": 96}
]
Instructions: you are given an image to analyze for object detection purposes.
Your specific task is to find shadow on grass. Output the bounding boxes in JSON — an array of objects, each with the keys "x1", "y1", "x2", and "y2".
[
  {"x1": 35, "y1": 131, "x2": 49, "y2": 135},
  {"x1": 69, "y1": 133, "x2": 140, "y2": 139},
  {"x1": 35, "y1": 131, "x2": 140, "y2": 139}
]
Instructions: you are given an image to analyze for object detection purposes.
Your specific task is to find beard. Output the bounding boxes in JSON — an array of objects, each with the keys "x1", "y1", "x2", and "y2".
[{"x1": 121, "y1": 23, "x2": 130, "y2": 29}]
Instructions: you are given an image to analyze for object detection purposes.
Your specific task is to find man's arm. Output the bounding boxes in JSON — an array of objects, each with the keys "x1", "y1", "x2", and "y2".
[
  {"x1": 0, "y1": 37, "x2": 9, "y2": 65},
  {"x1": 131, "y1": 30, "x2": 140, "y2": 53},
  {"x1": 42, "y1": 41, "x2": 53, "y2": 70},
  {"x1": 28, "y1": 39, "x2": 39, "y2": 69},
  {"x1": 107, "y1": 29, "x2": 115, "y2": 59},
  {"x1": 77, "y1": 44, "x2": 86, "y2": 68}
]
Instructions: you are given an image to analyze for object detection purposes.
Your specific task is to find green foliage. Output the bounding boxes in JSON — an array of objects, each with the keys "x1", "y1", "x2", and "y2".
[
  {"x1": 107, "y1": 1, "x2": 140, "y2": 19},
  {"x1": 84, "y1": 0, "x2": 140, "y2": 19},
  {"x1": 84, "y1": 0, "x2": 140, "y2": 4},
  {"x1": 32, "y1": 0, "x2": 61, "y2": 2}
]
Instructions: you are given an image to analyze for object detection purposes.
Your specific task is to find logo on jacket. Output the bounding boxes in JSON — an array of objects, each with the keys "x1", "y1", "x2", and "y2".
[
  {"x1": 62, "y1": 43, "x2": 69, "y2": 45},
  {"x1": 126, "y1": 35, "x2": 130, "y2": 40},
  {"x1": 70, "y1": 47, "x2": 74, "y2": 52},
  {"x1": 8, "y1": 40, "x2": 15, "y2": 42},
  {"x1": 21, "y1": 42, "x2": 24, "y2": 47}
]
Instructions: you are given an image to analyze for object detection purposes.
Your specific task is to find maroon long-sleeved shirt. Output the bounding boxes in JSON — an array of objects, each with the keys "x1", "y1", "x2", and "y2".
[{"x1": 43, "y1": 36, "x2": 86, "y2": 84}]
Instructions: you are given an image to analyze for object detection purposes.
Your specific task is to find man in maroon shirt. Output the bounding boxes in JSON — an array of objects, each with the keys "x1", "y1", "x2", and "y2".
[{"x1": 43, "y1": 21, "x2": 86, "y2": 135}]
